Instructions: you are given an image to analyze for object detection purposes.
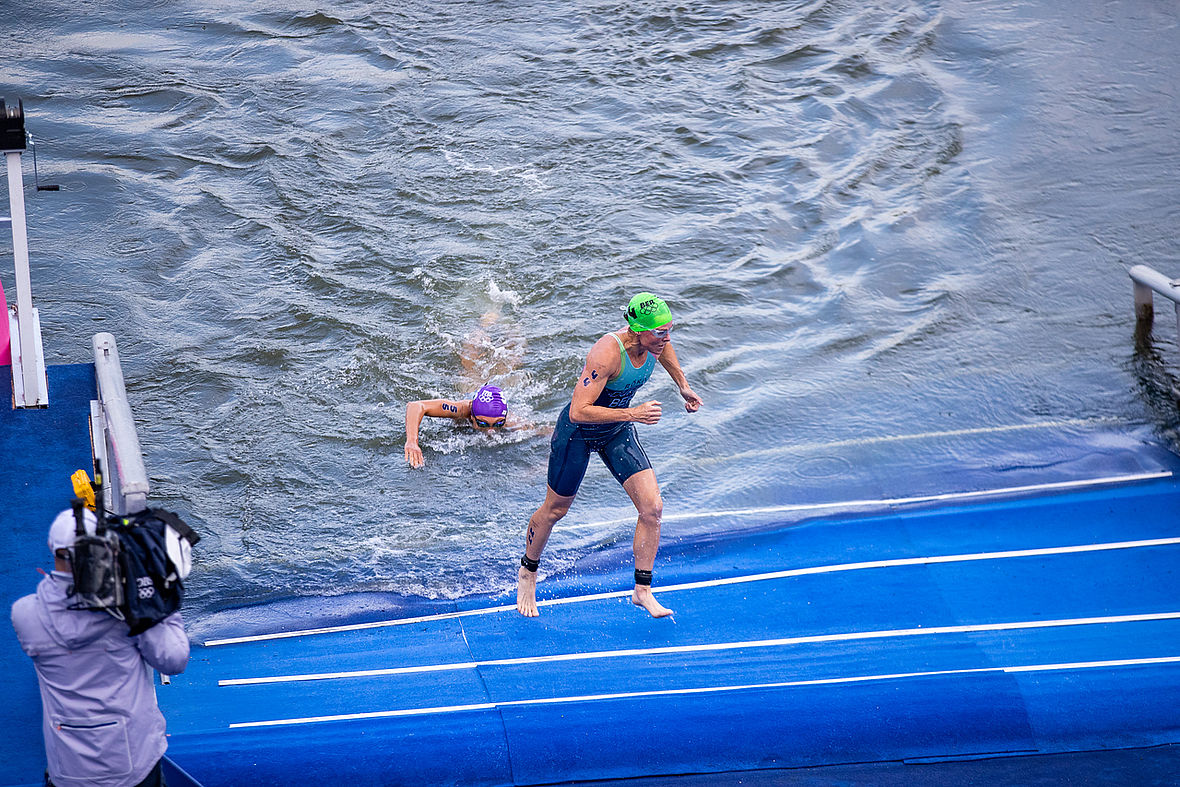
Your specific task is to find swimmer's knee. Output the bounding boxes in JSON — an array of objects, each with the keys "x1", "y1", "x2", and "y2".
[
  {"x1": 637, "y1": 497, "x2": 663, "y2": 526},
  {"x1": 542, "y1": 487, "x2": 576, "y2": 519},
  {"x1": 543, "y1": 507, "x2": 570, "y2": 525},
  {"x1": 536, "y1": 501, "x2": 572, "y2": 525}
]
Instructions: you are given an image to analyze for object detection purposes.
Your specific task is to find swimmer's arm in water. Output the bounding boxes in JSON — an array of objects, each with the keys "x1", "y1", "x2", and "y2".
[
  {"x1": 459, "y1": 327, "x2": 489, "y2": 377},
  {"x1": 503, "y1": 413, "x2": 554, "y2": 438},
  {"x1": 459, "y1": 309, "x2": 524, "y2": 382},
  {"x1": 569, "y1": 335, "x2": 662, "y2": 426},
  {"x1": 657, "y1": 341, "x2": 702, "y2": 413},
  {"x1": 404, "y1": 399, "x2": 472, "y2": 468}
]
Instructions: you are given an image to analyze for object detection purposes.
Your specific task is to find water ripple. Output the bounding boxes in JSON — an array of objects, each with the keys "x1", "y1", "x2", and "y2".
[{"x1": 6, "y1": 0, "x2": 1178, "y2": 618}]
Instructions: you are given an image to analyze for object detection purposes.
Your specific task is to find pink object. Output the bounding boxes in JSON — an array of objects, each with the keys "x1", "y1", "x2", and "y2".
[{"x1": 0, "y1": 278, "x2": 9, "y2": 366}]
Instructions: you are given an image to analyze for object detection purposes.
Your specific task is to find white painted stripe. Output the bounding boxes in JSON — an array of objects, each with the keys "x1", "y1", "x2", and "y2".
[
  {"x1": 218, "y1": 611, "x2": 1180, "y2": 686},
  {"x1": 693, "y1": 417, "x2": 1130, "y2": 467},
  {"x1": 203, "y1": 603, "x2": 519, "y2": 647},
  {"x1": 220, "y1": 660, "x2": 482, "y2": 685},
  {"x1": 658, "y1": 535, "x2": 1180, "y2": 595},
  {"x1": 227, "y1": 654, "x2": 1180, "y2": 728},
  {"x1": 205, "y1": 522, "x2": 1180, "y2": 648},
  {"x1": 580, "y1": 470, "x2": 1173, "y2": 529}
]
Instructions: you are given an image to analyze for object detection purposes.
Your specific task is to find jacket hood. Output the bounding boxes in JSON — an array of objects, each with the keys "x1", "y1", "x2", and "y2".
[{"x1": 34, "y1": 573, "x2": 123, "y2": 650}]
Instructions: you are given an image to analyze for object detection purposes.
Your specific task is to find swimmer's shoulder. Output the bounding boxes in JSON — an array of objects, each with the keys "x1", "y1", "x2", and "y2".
[{"x1": 586, "y1": 332, "x2": 625, "y2": 370}]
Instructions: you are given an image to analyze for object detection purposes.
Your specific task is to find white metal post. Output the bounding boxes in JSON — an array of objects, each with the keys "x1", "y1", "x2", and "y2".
[
  {"x1": 1129, "y1": 264, "x2": 1180, "y2": 348},
  {"x1": 5, "y1": 148, "x2": 46, "y2": 406},
  {"x1": 1132, "y1": 279, "x2": 1153, "y2": 325}
]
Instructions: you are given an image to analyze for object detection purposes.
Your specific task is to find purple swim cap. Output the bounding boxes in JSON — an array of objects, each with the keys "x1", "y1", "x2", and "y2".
[{"x1": 472, "y1": 385, "x2": 508, "y2": 419}]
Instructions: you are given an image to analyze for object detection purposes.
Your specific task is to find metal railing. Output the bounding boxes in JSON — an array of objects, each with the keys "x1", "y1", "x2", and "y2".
[
  {"x1": 3, "y1": 98, "x2": 47, "y2": 407},
  {"x1": 1130, "y1": 265, "x2": 1180, "y2": 345},
  {"x1": 92, "y1": 333, "x2": 149, "y2": 515}
]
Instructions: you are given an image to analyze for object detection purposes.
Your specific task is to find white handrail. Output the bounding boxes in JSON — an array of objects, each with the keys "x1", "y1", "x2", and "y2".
[
  {"x1": 1129, "y1": 264, "x2": 1180, "y2": 342},
  {"x1": 92, "y1": 332, "x2": 149, "y2": 515}
]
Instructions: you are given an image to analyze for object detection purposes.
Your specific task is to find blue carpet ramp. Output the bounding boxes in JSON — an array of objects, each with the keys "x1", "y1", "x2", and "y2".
[
  {"x1": 0, "y1": 364, "x2": 98, "y2": 787},
  {"x1": 160, "y1": 475, "x2": 1180, "y2": 786}
]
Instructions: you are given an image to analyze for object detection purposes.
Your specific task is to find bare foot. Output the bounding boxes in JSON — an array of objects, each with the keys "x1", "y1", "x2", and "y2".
[
  {"x1": 632, "y1": 586, "x2": 673, "y2": 618},
  {"x1": 516, "y1": 565, "x2": 539, "y2": 617}
]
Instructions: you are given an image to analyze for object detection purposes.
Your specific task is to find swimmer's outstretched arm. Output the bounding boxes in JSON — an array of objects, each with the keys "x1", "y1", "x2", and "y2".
[
  {"x1": 657, "y1": 341, "x2": 702, "y2": 413},
  {"x1": 404, "y1": 399, "x2": 470, "y2": 468}
]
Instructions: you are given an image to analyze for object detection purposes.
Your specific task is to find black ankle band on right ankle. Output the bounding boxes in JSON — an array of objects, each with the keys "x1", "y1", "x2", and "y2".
[
  {"x1": 634, "y1": 569, "x2": 653, "y2": 586},
  {"x1": 521, "y1": 555, "x2": 540, "y2": 572}
]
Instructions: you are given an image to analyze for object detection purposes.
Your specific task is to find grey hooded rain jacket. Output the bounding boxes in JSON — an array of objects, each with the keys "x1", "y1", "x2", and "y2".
[{"x1": 11, "y1": 571, "x2": 189, "y2": 786}]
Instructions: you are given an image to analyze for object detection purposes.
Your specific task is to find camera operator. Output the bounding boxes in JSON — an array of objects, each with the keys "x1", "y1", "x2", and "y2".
[{"x1": 10, "y1": 507, "x2": 189, "y2": 787}]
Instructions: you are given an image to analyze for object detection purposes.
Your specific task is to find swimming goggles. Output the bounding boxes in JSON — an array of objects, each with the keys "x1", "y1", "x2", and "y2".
[
  {"x1": 648, "y1": 326, "x2": 671, "y2": 339},
  {"x1": 474, "y1": 418, "x2": 506, "y2": 428}
]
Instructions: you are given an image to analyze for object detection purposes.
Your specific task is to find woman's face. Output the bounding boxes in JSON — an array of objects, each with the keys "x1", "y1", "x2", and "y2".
[
  {"x1": 638, "y1": 323, "x2": 672, "y2": 354},
  {"x1": 470, "y1": 415, "x2": 506, "y2": 432}
]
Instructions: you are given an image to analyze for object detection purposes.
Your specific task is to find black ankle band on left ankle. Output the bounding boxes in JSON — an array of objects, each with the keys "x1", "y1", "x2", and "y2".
[
  {"x1": 635, "y1": 569, "x2": 653, "y2": 586},
  {"x1": 521, "y1": 555, "x2": 540, "y2": 572}
]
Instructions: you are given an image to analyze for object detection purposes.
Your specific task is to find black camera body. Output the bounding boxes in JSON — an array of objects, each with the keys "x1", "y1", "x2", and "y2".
[
  {"x1": 68, "y1": 498, "x2": 125, "y2": 614},
  {"x1": 66, "y1": 497, "x2": 199, "y2": 634},
  {"x1": 71, "y1": 532, "x2": 125, "y2": 611}
]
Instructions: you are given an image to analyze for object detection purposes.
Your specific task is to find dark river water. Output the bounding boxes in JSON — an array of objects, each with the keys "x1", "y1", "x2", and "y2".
[{"x1": 4, "y1": 0, "x2": 1179, "y2": 632}]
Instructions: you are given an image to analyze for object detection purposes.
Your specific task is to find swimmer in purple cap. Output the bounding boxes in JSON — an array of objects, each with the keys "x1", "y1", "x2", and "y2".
[{"x1": 404, "y1": 384, "x2": 509, "y2": 468}]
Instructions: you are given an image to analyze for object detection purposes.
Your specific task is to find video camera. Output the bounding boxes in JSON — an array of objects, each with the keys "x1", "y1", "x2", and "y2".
[
  {"x1": 69, "y1": 497, "x2": 124, "y2": 612},
  {"x1": 68, "y1": 464, "x2": 200, "y2": 635}
]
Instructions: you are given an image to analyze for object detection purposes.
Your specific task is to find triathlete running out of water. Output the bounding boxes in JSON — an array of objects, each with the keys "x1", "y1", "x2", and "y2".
[
  {"x1": 516, "y1": 292, "x2": 702, "y2": 618},
  {"x1": 404, "y1": 384, "x2": 510, "y2": 468}
]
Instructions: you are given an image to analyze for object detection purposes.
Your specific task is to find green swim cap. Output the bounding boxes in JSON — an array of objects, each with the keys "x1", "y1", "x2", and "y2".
[{"x1": 624, "y1": 292, "x2": 672, "y2": 332}]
